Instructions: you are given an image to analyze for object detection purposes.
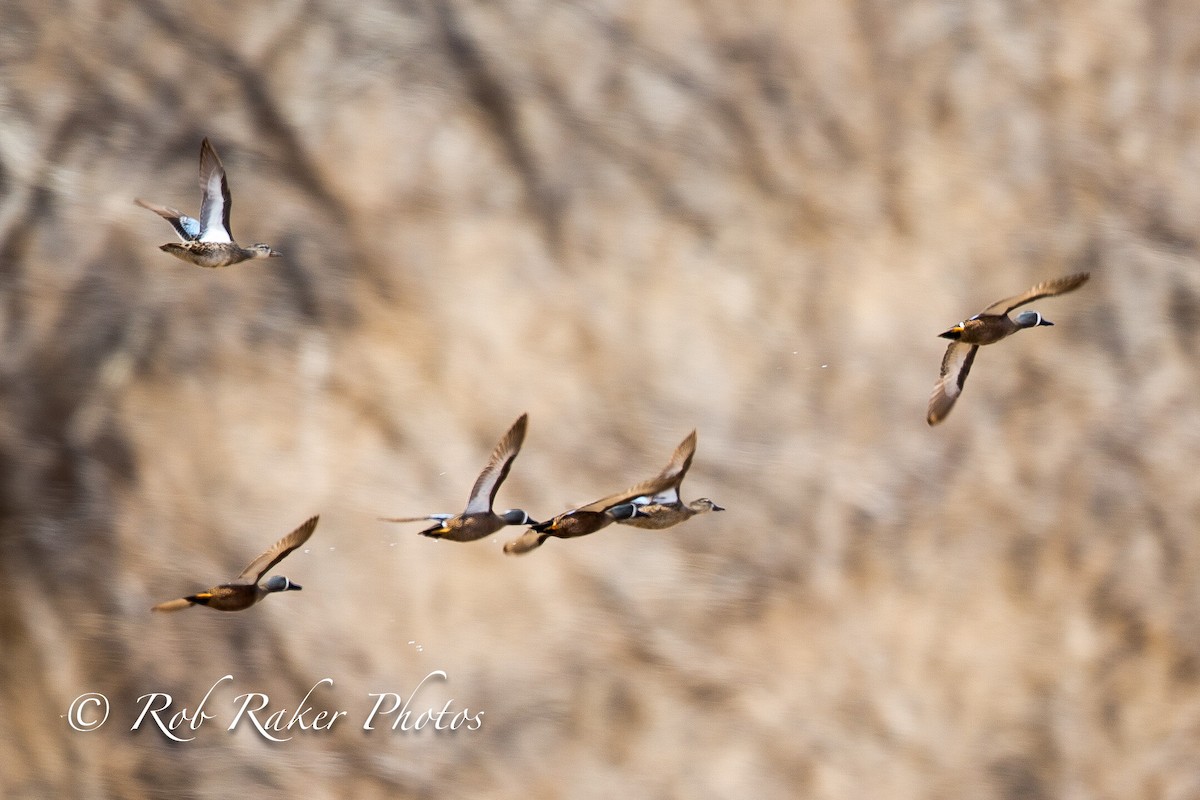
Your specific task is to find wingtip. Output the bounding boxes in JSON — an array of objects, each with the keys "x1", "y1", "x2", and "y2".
[
  {"x1": 926, "y1": 400, "x2": 951, "y2": 426},
  {"x1": 509, "y1": 412, "x2": 529, "y2": 440},
  {"x1": 378, "y1": 515, "x2": 431, "y2": 524},
  {"x1": 198, "y1": 137, "x2": 224, "y2": 174}
]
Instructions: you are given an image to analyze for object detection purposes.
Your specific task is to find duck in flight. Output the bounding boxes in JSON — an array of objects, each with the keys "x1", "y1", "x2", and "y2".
[
  {"x1": 927, "y1": 272, "x2": 1089, "y2": 425},
  {"x1": 380, "y1": 414, "x2": 537, "y2": 541},
  {"x1": 136, "y1": 138, "x2": 281, "y2": 268},
  {"x1": 503, "y1": 430, "x2": 708, "y2": 555},
  {"x1": 607, "y1": 431, "x2": 723, "y2": 528},
  {"x1": 151, "y1": 516, "x2": 318, "y2": 612}
]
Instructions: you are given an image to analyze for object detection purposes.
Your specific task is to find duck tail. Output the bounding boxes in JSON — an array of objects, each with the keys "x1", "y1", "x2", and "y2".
[{"x1": 150, "y1": 597, "x2": 195, "y2": 613}]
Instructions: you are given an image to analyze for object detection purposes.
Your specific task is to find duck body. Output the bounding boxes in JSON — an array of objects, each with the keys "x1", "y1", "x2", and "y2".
[
  {"x1": 502, "y1": 505, "x2": 635, "y2": 555},
  {"x1": 159, "y1": 240, "x2": 279, "y2": 268},
  {"x1": 160, "y1": 576, "x2": 301, "y2": 612},
  {"x1": 616, "y1": 497, "x2": 725, "y2": 530},
  {"x1": 938, "y1": 312, "x2": 1034, "y2": 346},
  {"x1": 416, "y1": 508, "x2": 537, "y2": 542},
  {"x1": 531, "y1": 505, "x2": 632, "y2": 539}
]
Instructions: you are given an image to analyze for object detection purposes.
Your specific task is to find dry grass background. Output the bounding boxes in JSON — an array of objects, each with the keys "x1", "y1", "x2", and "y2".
[{"x1": 2, "y1": 0, "x2": 1200, "y2": 797}]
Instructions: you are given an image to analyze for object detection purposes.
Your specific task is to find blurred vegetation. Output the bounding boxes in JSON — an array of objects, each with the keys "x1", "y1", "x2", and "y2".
[{"x1": 2, "y1": 0, "x2": 1200, "y2": 797}]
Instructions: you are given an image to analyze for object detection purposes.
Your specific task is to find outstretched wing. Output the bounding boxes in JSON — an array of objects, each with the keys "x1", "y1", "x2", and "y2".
[
  {"x1": 197, "y1": 138, "x2": 234, "y2": 243},
  {"x1": 134, "y1": 198, "x2": 202, "y2": 241},
  {"x1": 236, "y1": 515, "x2": 319, "y2": 583},
  {"x1": 981, "y1": 272, "x2": 1090, "y2": 316},
  {"x1": 378, "y1": 514, "x2": 451, "y2": 523},
  {"x1": 464, "y1": 413, "x2": 528, "y2": 514},
  {"x1": 576, "y1": 430, "x2": 698, "y2": 512},
  {"x1": 927, "y1": 343, "x2": 979, "y2": 425}
]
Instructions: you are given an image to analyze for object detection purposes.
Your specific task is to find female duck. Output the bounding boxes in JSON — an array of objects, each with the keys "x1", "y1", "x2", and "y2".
[
  {"x1": 136, "y1": 138, "x2": 281, "y2": 268},
  {"x1": 613, "y1": 497, "x2": 724, "y2": 530},
  {"x1": 610, "y1": 430, "x2": 723, "y2": 529}
]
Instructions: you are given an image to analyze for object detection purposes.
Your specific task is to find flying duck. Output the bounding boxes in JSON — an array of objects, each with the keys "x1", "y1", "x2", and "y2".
[
  {"x1": 136, "y1": 138, "x2": 281, "y2": 267},
  {"x1": 151, "y1": 515, "x2": 318, "y2": 612},
  {"x1": 609, "y1": 431, "x2": 723, "y2": 529},
  {"x1": 927, "y1": 272, "x2": 1089, "y2": 425},
  {"x1": 380, "y1": 414, "x2": 537, "y2": 541}
]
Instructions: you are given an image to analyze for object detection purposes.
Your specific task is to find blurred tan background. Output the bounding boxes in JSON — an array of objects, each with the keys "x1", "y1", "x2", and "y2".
[{"x1": 2, "y1": 0, "x2": 1200, "y2": 797}]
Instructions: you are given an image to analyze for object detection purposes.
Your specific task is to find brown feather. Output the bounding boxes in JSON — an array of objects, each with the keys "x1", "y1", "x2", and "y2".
[
  {"x1": 981, "y1": 272, "x2": 1090, "y2": 316},
  {"x1": 236, "y1": 515, "x2": 319, "y2": 583}
]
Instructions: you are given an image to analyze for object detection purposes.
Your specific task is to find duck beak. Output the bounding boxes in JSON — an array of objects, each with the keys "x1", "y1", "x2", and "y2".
[
  {"x1": 269, "y1": 249, "x2": 283, "y2": 258},
  {"x1": 712, "y1": 504, "x2": 726, "y2": 512},
  {"x1": 288, "y1": 582, "x2": 303, "y2": 591},
  {"x1": 1039, "y1": 318, "x2": 1054, "y2": 327}
]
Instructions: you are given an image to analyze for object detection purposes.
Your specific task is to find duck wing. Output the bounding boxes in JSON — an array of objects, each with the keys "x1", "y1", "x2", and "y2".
[
  {"x1": 378, "y1": 514, "x2": 452, "y2": 523},
  {"x1": 980, "y1": 272, "x2": 1090, "y2": 316},
  {"x1": 576, "y1": 429, "x2": 698, "y2": 513},
  {"x1": 927, "y1": 342, "x2": 979, "y2": 425},
  {"x1": 197, "y1": 138, "x2": 234, "y2": 243},
  {"x1": 236, "y1": 515, "x2": 319, "y2": 584},
  {"x1": 464, "y1": 413, "x2": 528, "y2": 515},
  {"x1": 134, "y1": 199, "x2": 202, "y2": 241}
]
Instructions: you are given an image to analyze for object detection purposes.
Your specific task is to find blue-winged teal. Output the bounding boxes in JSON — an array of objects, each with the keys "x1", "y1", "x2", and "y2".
[
  {"x1": 612, "y1": 498, "x2": 724, "y2": 529},
  {"x1": 136, "y1": 138, "x2": 281, "y2": 268},
  {"x1": 610, "y1": 431, "x2": 723, "y2": 529},
  {"x1": 927, "y1": 272, "x2": 1089, "y2": 425},
  {"x1": 380, "y1": 414, "x2": 537, "y2": 541},
  {"x1": 152, "y1": 516, "x2": 318, "y2": 612},
  {"x1": 502, "y1": 430, "x2": 701, "y2": 555}
]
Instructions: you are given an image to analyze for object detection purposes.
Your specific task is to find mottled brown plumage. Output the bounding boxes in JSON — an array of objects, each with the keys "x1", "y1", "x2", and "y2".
[
  {"x1": 618, "y1": 497, "x2": 724, "y2": 529},
  {"x1": 136, "y1": 138, "x2": 281, "y2": 268}
]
